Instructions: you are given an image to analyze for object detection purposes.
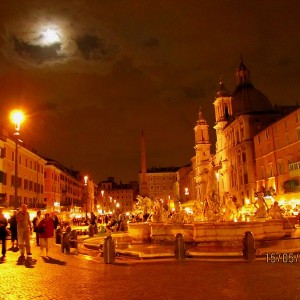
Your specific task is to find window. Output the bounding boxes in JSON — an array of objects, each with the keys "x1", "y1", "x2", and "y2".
[
  {"x1": 0, "y1": 171, "x2": 6, "y2": 185},
  {"x1": 24, "y1": 179, "x2": 28, "y2": 190},
  {"x1": 297, "y1": 128, "x2": 300, "y2": 141},
  {"x1": 257, "y1": 135, "x2": 261, "y2": 144},
  {"x1": 240, "y1": 127, "x2": 244, "y2": 140},
  {"x1": 286, "y1": 134, "x2": 290, "y2": 145},
  {"x1": 265, "y1": 129, "x2": 270, "y2": 139},
  {"x1": 0, "y1": 147, "x2": 6, "y2": 158},
  {"x1": 244, "y1": 173, "x2": 248, "y2": 184},
  {"x1": 269, "y1": 164, "x2": 274, "y2": 177},
  {"x1": 242, "y1": 151, "x2": 246, "y2": 162}
]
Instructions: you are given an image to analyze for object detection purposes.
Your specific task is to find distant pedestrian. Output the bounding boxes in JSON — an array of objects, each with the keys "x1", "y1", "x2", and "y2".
[
  {"x1": 52, "y1": 213, "x2": 59, "y2": 230},
  {"x1": 32, "y1": 210, "x2": 42, "y2": 246},
  {"x1": 0, "y1": 208, "x2": 8, "y2": 261},
  {"x1": 37, "y1": 213, "x2": 54, "y2": 257},
  {"x1": 16, "y1": 204, "x2": 33, "y2": 264},
  {"x1": 8, "y1": 210, "x2": 19, "y2": 251}
]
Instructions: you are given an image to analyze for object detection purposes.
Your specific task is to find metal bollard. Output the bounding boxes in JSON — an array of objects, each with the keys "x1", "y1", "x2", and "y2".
[
  {"x1": 174, "y1": 233, "x2": 185, "y2": 260},
  {"x1": 56, "y1": 228, "x2": 62, "y2": 244},
  {"x1": 103, "y1": 236, "x2": 115, "y2": 264},
  {"x1": 242, "y1": 231, "x2": 255, "y2": 261},
  {"x1": 69, "y1": 230, "x2": 78, "y2": 248}
]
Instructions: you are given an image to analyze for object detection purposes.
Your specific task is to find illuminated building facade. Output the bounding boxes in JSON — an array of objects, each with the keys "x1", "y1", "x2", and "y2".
[
  {"x1": 255, "y1": 108, "x2": 300, "y2": 206},
  {"x1": 98, "y1": 177, "x2": 138, "y2": 214},
  {"x1": 0, "y1": 126, "x2": 46, "y2": 209},
  {"x1": 44, "y1": 159, "x2": 85, "y2": 212},
  {"x1": 194, "y1": 59, "x2": 296, "y2": 205}
]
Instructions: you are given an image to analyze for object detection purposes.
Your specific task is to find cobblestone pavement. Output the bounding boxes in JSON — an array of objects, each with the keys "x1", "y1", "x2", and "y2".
[{"x1": 1, "y1": 237, "x2": 300, "y2": 300}]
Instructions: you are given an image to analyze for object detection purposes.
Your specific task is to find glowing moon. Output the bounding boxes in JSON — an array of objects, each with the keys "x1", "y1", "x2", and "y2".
[{"x1": 41, "y1": 28, "x2": 61, "y2": 45}]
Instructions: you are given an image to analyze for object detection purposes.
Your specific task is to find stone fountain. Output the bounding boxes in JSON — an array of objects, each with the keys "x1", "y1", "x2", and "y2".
[{"x1": 128, "y1": 164, "x2": 297, "y2": 248}]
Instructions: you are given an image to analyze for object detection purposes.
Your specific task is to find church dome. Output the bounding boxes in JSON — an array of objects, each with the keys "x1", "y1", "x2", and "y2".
[{"x1": 231, "y1": 59, "x2": 273, "y2": 115}]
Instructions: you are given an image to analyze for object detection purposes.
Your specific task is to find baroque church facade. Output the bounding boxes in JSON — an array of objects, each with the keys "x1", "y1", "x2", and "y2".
[{"x1": 193, "y1": 59, "x2": 293, "y2": 206}]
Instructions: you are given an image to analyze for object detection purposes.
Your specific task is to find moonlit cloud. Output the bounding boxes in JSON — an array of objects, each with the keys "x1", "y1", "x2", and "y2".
[{"x1": 12, "y1": 36, "x2": 64, "y2": 64}]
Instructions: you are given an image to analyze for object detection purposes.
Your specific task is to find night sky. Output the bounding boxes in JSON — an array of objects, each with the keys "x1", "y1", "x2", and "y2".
[{"x1": 0, "y1": 1, "x2": 300, "y2": 183}]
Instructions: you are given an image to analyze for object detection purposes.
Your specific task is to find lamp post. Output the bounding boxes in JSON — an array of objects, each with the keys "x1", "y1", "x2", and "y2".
[
  {"x1": 216, "y1": 171, "x2": 220, "y2": 195},
  {"x1": 84, "y1": 175, "x2": 88, "y2": 218},
  {"x1": 10, "y1": 110, "x2": 25, "y2": 209},
  {"x1": 184, "y1": 187, "x2": 189, "y2": 202}
]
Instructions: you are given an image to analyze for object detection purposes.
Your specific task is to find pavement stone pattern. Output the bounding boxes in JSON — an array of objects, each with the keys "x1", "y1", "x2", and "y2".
[{"x1": 1, "y1": 234, "x2": 300, "y2": 300}]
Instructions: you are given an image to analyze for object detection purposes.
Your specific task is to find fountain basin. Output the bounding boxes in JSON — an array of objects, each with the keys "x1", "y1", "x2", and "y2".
[
  {"x1": 150, "y1": 223, "x2": 194, "y2": 243},
  {"x1": 128, "y1": 219, "x2": 296, "y2": 243},
  {"x1": 193, "y1": 220, "x2": 286, "y2": 242},
  {"x1": 128, "y1": 222, "x2": 151, "y2": 243}
]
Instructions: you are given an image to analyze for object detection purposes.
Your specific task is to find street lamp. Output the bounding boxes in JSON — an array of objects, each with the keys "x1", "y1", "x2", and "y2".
[{"x1": 10, "y1": 110, "x2": 25, "y2": 209}]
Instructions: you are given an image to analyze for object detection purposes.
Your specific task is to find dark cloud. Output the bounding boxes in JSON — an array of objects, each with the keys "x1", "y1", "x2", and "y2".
[
  {"x1": 75, "y1": 34, "x2": 119, "y2": 61},
  {"x1": 12, "y1": 36, "x2": 64, "y2": 64},
  {"x1": 144, "y1": 38, "x2": 160, "y2": 48},
  {"x1": 182, "y1": 85, "x2": 207, "y2": 100}
]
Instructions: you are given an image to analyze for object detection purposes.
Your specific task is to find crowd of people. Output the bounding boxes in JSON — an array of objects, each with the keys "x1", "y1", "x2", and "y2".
[
  {"x1": 0, "y1": 206, "x2": 130, "y2": 264},
  {"x1": 0, "y1": 204, "x2": 59, "y2": 264}
]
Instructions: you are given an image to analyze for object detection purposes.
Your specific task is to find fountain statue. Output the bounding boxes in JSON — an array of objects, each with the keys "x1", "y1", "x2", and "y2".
[
  {"x1": 268, "y1": 201, "x2": 284, "y2": 219},
  {"x1": 202, "y1": 157, "x2": 222, "y2": 221},
  {"x1": 220, "y1": 192, "x2": 239, "y2": 222},
  {"x1": 254, "y1": 192, "x2": 268, "y2": 218}
]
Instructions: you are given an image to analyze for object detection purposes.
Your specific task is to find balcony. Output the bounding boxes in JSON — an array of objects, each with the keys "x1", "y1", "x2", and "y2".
[{"x1": 289, "y1": 161, "x2": 300, "y2": 177}]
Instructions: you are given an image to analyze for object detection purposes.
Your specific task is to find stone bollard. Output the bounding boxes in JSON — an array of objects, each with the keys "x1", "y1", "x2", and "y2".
[
  {"x1": 242, "y1": 231, "x2": 255, "y2": 262},
  {"x1": 174, "y1": 233, "x2": 185, "y2": 260},
  {"x1": 103, "y1": 236, "x2": 115, "y2": 264}
]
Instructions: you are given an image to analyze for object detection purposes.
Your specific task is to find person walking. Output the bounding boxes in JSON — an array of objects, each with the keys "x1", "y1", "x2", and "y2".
[
  {"x1": 32, "y1": 210, "x2": 42, "y2": 246},
  {"x1": 0, "y1": 208, "x2": 8, "y2": 262},
  {"x1": 37, "y1": 213, "x2": 54, "y2": 257},
  {"x1": 8, "y1": 210, "x2": 19, "y2": 251},
  {"x1": 16, "y1": 204, "x2": 33, "y2": 264}
]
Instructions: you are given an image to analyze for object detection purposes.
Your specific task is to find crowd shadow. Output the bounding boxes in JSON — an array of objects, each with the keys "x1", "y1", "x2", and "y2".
[{"x1": 41, "y1": 256, "x2": 67, "y2": 266}]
